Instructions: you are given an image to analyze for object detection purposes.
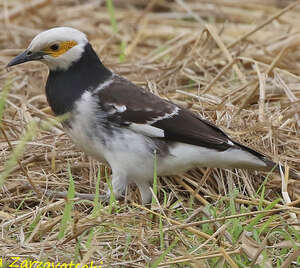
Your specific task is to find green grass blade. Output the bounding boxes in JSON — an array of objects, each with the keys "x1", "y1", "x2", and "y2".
[
  {"x1": 161, "y1": 188, "x2": 167, "y2": 207},
  {"x1": 106, "y1": 0, "x2": 118, "y2": 33},
  {"x1": 259, "y1": 185, "x2": 265, "y2": 211},
  {"x1": 159, "y1": 215, "x2": 164, "y2": 250},
  {"x1": 85, "y1": 228, "x2": 94, "y2": 249},
  {"x1": 27, "y1": 213, "x2": 41, "y2": 238},
  {"x1": 151, "y1": 150, "x2": 158, "y2": 206},
  {"x1": 246, "y1": 198, "x2": 280, "y2": 231},
  {"x1": 256, "y1": 165, "x2": 277, "y2": 196},
  {"x1": 91, "y1": 168, "x2": 102, "y2": 216},
  {"x1": 58, "y1": 164, "x2": 75, "y2": 239},
  {"x1": 122, "y1": 233, "x2": 132, "y2": 260},
  {"x1": 105, "y1": 167, "x2": 115, "y2": 214},
  {"x1": 0, "y1": 113, "x2": 68, "y2": 187},
  {"x1": 0, "y1": 80, "x2": 11, "y2": 126},
  {"x1": 119, "y1": 40, "x2": 127, "y2": 63},
  {"x1": 106, "y1": 0, "x2": 127, "y2": 62},
  {"x1": 0, "y1": 121, "x2": 39, "y2": 187},
  {"x1": 258, "y1": 215, "x2": 277, "y2": 235},
  {"x1": 150, "y1": 238, "x2": 179, "y2": 268}
]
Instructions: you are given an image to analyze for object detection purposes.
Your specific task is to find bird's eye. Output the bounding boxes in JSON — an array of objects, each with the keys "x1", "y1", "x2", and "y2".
[
  {"x1": 50, "y1": 44, "x2": 59, "y2": 51},
  {"x1": 27, "y1": 51, "x2": 33, "y2": 56}
]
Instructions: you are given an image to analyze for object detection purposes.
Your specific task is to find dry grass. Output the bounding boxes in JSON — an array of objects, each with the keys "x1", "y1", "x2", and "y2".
[{"x1": 1, "y1": 0, "x2": 300, "y2": 267}]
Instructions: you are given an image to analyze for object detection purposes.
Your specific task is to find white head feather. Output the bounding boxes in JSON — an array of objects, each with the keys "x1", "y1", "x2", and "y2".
[{"x1": 28, "y1": 27, "x2": 88, "y2": 71}]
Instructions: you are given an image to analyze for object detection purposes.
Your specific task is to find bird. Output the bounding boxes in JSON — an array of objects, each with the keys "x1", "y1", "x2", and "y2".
[{"x1": 7, "y1": 27, "x2": 279, "y2": 204}]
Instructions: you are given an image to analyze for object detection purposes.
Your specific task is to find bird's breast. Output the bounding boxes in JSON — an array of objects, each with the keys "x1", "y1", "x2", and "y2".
[{"x1": 63, "y1": 90, "x2": 107, "y2": 162}]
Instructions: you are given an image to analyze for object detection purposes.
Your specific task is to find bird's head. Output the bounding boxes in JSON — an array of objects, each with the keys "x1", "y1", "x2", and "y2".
[{"x1": 7, "y1": 27, "x2": 88, "y2": 71}]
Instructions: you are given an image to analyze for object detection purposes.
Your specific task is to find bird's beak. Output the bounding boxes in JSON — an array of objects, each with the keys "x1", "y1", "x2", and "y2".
[{"x1": 7, "y1": 50, "x2": 46, "y2": 67}]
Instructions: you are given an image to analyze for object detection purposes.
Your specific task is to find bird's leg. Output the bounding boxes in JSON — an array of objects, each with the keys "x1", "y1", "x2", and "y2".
[
  {"x1": 105, "y1": 172, "x2": 128, "y2": 201},
  {"x1": 136, "y1": 182, "x2": 152, "y2": 205}
]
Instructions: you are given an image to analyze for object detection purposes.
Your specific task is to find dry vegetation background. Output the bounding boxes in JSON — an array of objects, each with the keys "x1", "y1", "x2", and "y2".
[{"x1": 1, "y1": 0, "x2": 300, "y2": 267}]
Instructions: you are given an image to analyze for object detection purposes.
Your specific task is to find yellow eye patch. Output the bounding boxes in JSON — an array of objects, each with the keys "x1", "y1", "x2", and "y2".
[{"x1": 43, "y1": 41, "x2": 77, "y2": 57}]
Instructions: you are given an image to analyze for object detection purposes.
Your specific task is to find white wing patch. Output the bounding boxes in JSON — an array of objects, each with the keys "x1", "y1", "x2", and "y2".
[
  {"x1": 113, "y1": 104, "x2": 127, "y2": 112},
  {"x1": 129, "y1": 123, "x2": 165, "y2": 138},
  {"x1": 127, "y1": 106, "x2": 179, "y2": 137},
  {"x1": 227, "y1": 140, "x2": 234, "y2": 146},
  {"x1": 95, "y1": 77, "x2": 114, "y2": 93},
  {"x1": 147, "y1": 106, "x2": 180, "y2": 124}
]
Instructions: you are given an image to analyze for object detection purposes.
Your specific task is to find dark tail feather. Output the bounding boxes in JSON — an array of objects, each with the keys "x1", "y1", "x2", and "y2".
[{"x1": 232, "y1": 140, "x2": 299, "y2": 178}]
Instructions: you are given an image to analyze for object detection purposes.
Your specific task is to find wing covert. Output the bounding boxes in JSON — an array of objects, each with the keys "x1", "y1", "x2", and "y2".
[{"x1": 96, "y1": 75, "x2": 233, "y2": 151}]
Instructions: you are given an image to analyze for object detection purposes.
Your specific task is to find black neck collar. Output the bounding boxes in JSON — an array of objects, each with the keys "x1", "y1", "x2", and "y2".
[{"x1": 45, "y1": 43, "x2": 112, "y2": 115}]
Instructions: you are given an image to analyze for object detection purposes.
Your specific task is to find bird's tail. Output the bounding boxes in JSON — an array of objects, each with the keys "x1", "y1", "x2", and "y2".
[{"x1": 233, "y1": 141, "x2": 299, "y2": 179}]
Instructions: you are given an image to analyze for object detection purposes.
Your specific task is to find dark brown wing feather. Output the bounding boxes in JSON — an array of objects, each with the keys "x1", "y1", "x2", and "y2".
[
  {"x1": 96, "y1": 76, "x2": 233, "y2": 151},
  {"x1": 152, "y1": 108, "x2": 232, "y2": 150}
]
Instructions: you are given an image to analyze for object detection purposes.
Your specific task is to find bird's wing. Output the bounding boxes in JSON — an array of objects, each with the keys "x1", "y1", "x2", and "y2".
[{"x1": 96, "y1": 76, "x2": 233, "y2": 151}]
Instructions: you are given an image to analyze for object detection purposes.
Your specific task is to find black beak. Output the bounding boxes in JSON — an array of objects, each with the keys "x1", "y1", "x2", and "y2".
[{"x1": 7, "y1": 50, "x2": 45, "y2": 67}]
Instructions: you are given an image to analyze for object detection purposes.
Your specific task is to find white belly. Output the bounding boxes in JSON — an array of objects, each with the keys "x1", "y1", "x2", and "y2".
[{"x1": 67, "y1": 119, "x2": 158, "y2": 181}]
